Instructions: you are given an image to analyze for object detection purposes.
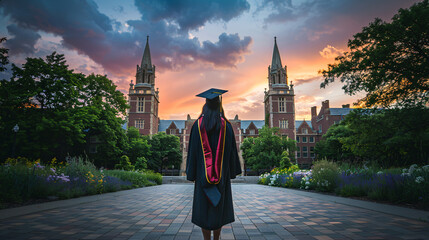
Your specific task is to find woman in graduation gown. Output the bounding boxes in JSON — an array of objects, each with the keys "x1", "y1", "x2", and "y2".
[{"x1": 186, "y1": 88, "x2": 242, "y2": 240}]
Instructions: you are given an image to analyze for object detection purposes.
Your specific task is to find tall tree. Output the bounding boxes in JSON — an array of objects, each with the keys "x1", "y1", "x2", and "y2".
[
  {"x1": 146, "y1": 132, "x2": 182, "y2": 172},
  {"x1": 320, "y1": 0, "x2": 429, "y2": 107},
  {"x1": 314, "y1": 122, "x2": 355, "y2": 162},
  {"x1": 0, "y1": 52, "x2": 129, "y2": 166},
  {"x1": 0, "y1": 37, "x2": 8, "y2": 73},
  {"x1": 241, "y1": 127, "x2": 296, "y2": 171}
]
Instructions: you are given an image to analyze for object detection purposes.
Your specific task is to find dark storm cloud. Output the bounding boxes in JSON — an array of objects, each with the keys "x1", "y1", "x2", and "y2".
[
  {"x1": 258, "y1": 0, "x2": 418, "y2": 25},
  {"x1": 134, "y1": 0, "x2": 250, "y2": 31},
  {"x1": 199, "y1": 33, "x2": 252, "y2": 68},
  {"x1": 257, "y1": 0, "x2": 419, "y2": 42},
  {"x1": 0, "y1": 0, "x2": 252, "y2": 73},
  {"x1": 5, "y1": 24, "x2": 41, "y2": 55},
  {"x1": 255, "y1": 0, "x2": 313, "y2": 24}
]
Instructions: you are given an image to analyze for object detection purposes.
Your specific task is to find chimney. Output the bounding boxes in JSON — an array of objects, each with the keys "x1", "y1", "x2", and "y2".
[
  {"x1": 322, "y1": 100, "x2": 330, "y2": 109},
  {"x1": 311, "y1": 106, "x2": 317, "y2": 119},
  {"x1": 342, "y1": 104, "x2": 350, "y2": 108}
]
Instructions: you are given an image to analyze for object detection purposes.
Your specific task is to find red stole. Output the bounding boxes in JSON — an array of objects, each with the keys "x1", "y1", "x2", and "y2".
[{"x1": 198, "y1": 116, "x2": 226, "y2": 184}]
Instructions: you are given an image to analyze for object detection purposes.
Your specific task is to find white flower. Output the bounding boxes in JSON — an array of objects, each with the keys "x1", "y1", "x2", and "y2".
[
  {"x1": 401, "y1": 173, "x2": 411, "y2": 177},
  {"x1": 415, "y1": 176, "x2": 425, "y2": 184},
  {"x1": 422, "y1": 165, "x2": 429, "y2": 172},
  {"x1": 402, "y1": 168, "x2": 408, "y2": 173},
  {"x1": 409, "y1": 164, "x2": 418, "y2": 174},
  {"x1": 306, "y1": 181, "x2": 310, "y2": 185},
  {"x1": 305, "y1": 186, "x2": 309, "y2": 190},
  {"x1": 377, "y1": 171, "x2": 383, "y2": 175}
]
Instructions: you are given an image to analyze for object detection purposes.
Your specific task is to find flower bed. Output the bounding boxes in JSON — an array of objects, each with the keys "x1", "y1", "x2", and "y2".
[
  {"x1": 259, "y1": 162, "x2": 429, "y2": 209},
  {"x1": 0, "y1": 157, "x2": 162, "y2": 209}
]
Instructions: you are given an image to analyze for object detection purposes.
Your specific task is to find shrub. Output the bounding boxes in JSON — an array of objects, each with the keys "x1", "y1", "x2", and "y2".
[
  {"x1": 279, "y1": 151, "x2": 292, "y2": 169},
  {"x1": 104, "y1": 170, "x2": 162, "y2": 187},
  {"x1": 312, "y1": 159, "x2": 339, "y2": 192},
  {"x1": 135, "y1": 157, "x2": 148, "y2": 170},
  {"x1": 115, "y1": 155, "x2": 134, "y2": 171}
]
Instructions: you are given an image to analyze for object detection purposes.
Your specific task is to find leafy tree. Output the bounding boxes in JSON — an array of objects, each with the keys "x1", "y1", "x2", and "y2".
[
  {"x1": 127, "y1": 136, "x2": 151, "y2": 165},
  {"x1": 0, "y1": 52, "x2": 129, "y2": 167},
  {"x1": 127, "y1": 126, "x2": 140, "y2": 140},
  {"x1": 0, "y1": 37, "x2": 8, "y2": 73},
  {"x1": 135, "y1": 156, "x2": 148, "y2": 170},
  {"x1": 315, "y1": 123, "x2": 355, "y2": 162},
  {"x1": 115, "y1": 155, "x2": 134, "y2": 171},
  {"x1": 147, "y1": 132, "x2": 182, "y2": 172},
  {"x1": 279, "y1": 150, "x2": 292, "y2": 169},
  {"x1": 241, "y1": 127, "x2": 296, "y2": 171},
  {"x1": 320, "y1": 1, "x2": 429, "y2": 107},
  {"x1": 315, "y1": 108, "x2": 429, "y2": 168},
  {"x1": 342, "y1": 108, "x2": 429, "y2": 167}
]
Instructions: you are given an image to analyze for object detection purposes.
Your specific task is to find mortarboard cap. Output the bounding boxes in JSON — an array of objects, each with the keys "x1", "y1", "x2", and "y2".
[
  {"x1": 203, "y1": 185, "x2": 221, "y2": 207},
  {"x1": 196, "y1": 88, "x2": 228, "y2": 100}
]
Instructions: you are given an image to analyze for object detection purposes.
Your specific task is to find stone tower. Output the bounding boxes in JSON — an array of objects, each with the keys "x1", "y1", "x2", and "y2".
[
  {"x1": 128, "y1": 36, "x2": 160, "y2": 135},
  {"x1": 264, "y1": 37, "x2": 295, "y2": 139}
]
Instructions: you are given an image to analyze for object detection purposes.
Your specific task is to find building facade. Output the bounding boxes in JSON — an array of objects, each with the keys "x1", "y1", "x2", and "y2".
[{"x1": 127, "y1": 37, "x2": 352, "y2": 173}]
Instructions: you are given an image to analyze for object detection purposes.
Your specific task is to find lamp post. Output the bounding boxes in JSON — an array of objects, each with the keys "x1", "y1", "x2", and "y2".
[{"x1": 12, "y1": 124, "x2": 19, "y2": 158}]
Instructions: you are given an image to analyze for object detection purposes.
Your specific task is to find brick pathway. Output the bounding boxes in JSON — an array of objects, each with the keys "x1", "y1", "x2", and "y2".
[{"x1": 1, "y1": 184, "x2": 428, "y2": 239}]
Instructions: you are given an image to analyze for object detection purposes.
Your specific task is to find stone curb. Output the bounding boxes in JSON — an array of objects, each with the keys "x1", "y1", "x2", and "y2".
[{"x1": 262, "y1": 185, "x2": 429, "y2": 222}]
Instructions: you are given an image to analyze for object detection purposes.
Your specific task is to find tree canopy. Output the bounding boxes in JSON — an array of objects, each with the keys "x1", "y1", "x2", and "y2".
[
  {"x1": 315, "y1": 108, "x2": 429, "y2": 167},
  {"x1": 320, "y1": 0, "x2": 429, "y2": 107},
  {"x1": 146, "y1": 132, "x2": 182, "y2": 171},
  {"x1": 241, "y1": 127, "x2": 296, "y2": 171},
  {"x1": 0, "y1": 51, "x2": 129, "y2": 167}
]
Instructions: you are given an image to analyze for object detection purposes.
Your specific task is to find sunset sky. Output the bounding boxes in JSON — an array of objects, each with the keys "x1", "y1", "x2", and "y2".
[{"x1": 0, "y1": 0, "x2": 420, "y2": 120}]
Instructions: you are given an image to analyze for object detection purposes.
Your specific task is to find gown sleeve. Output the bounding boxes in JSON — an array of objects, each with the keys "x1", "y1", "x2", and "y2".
[
  {"x1": 229, "y1": 125, "x2": 242, "y2": 179},
  {"x1": 186, "y1": 123, "x2": 198, "y2": 181}
]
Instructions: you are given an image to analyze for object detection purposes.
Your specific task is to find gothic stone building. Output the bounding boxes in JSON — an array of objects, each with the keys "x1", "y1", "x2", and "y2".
[{"x1": 127, "y1": 37, "x2": 352, "y2": 173}]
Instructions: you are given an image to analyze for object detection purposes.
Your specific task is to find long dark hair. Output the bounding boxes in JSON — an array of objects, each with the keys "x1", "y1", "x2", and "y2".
[{"x1": 201, "y1": 96, "x2": 224, "y2": 132}]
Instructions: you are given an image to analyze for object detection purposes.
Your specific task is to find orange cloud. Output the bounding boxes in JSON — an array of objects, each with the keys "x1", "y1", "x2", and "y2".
[{"x1": 319, "y1": 45, "x2": 344, "y2": 59}]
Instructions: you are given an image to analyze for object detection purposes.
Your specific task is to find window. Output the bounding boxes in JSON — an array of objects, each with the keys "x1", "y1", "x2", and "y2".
[
  {"x1": 302, "y1": 146, "x2": 308, "y2": 158},
  {"x1": 279, "y1": 97, "x2": 286, "y2": 112},
  {"x1": 135, "y1": 119, "x2": 144, "y2": 129},
  {"x1": 303, "y1": 137, "x2": 307, "y2": 143},
  {"x1": 310, "y1": 136, "x2": 314, "y2": 143},
  {"x1": 89, "y1": 145, "x2": 97, "y2": 153},
  {"x1": 326, "y1": 116, "x2": 329, "y2": 121},
  {"x1": 137, "y1": 97, "x2": 145, "y2": 112},
  {"x1": 279, "y1": 120, "x2": 288, "y2": 129},
  {"x1": 303, "y1": 128, "x2": 308, "y2": 134},
  {"x1": 318, "y1": 125, "x2": 322, "y2": 132},
  {"x1": 90, "y1": 136, "x2": 99, "y2": 143},
  {"x1": 296, "y1": 136, "x2": 300, "y2": 143},
  {"x1": 249, "y1": 129, "x2": 255, "y2": 135},
  {"x1": 297, "y1": 147, "x2": 301, "y2": 158},
  {"x1": 310, "y1": 147, "x2": 315, "y2": 158}
]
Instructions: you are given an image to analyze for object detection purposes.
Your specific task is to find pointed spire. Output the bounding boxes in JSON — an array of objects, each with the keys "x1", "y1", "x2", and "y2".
[
  {"x1": 271, "y1": 36, "x2": 282, "y2": 71},
  {"x1": 141, "y1": 35, "x2": 152, "y2": 68}
]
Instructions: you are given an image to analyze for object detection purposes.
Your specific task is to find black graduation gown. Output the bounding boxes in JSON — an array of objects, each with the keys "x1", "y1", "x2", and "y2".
[{"x1": 186, "y1": 120, "x2": 242, "y2": 230}]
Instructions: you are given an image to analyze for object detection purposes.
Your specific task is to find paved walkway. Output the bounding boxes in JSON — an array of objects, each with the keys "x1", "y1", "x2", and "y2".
[{"x1": 1, "y1": 184, "x2": 429, "y2": 240}]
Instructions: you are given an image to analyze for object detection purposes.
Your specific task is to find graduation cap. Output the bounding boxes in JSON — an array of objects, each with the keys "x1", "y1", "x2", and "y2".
[
  {"x1": 203, "y1": 185, "x2": 221, "y2": 207},
  {"x1": 196, "y1": 88, "x2": 228, "y2": 100}
]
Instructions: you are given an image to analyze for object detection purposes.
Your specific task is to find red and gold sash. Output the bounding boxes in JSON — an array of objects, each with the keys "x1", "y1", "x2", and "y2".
[{"x1": 198, "y1": 116, "x2": 226, "y2": 184}]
